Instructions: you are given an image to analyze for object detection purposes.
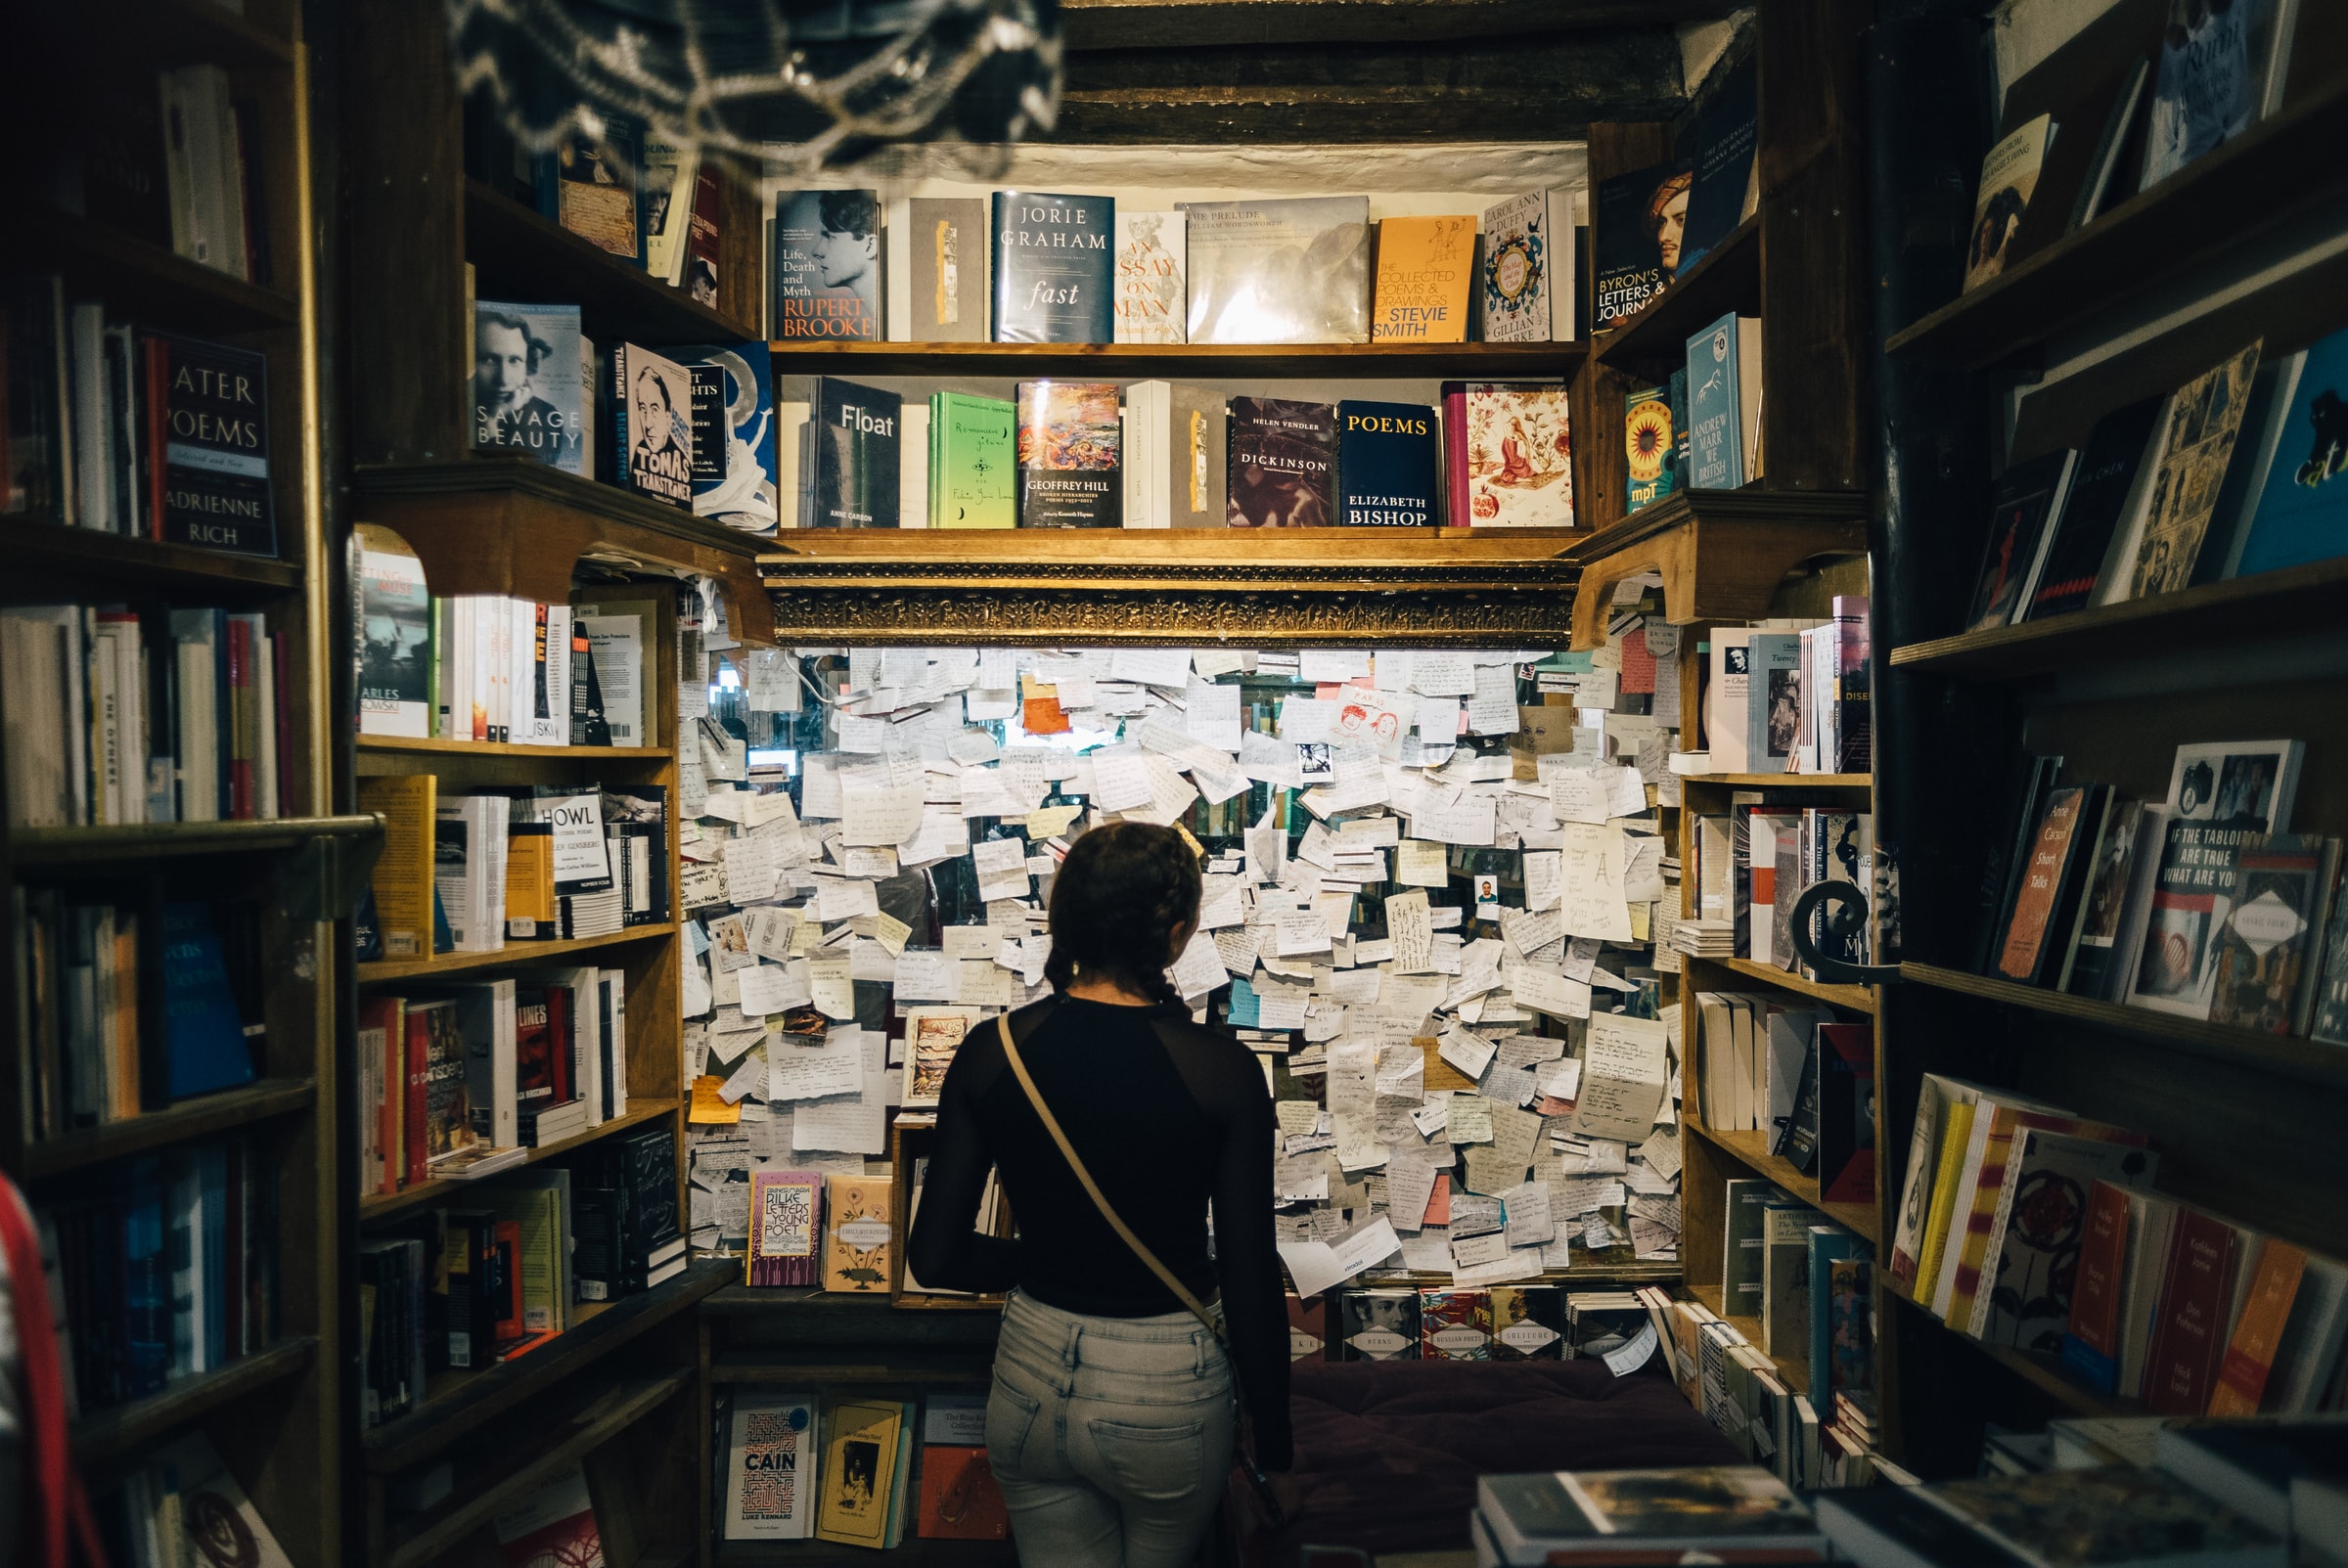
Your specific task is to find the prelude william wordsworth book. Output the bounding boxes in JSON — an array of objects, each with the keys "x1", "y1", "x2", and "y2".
[
  {"x1": 1227, "y1": 397, "x2": 1335, "y2": 528},
  {"x1": 1183, "y1": 197, "x2": 1371, "y2": 344},
  {"x1": 991, "y1": 192, "x2": 1114, "y2": 344},
  {"x1": 1015, "y1": 381, "x2": 1120, "y2": 528}
]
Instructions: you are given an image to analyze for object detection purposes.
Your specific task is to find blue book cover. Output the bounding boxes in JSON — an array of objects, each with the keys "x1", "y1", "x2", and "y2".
[
  {"x1": 1745, "y1": 632, "x2": 1802, "y2": 774},
  {"x1": 123, "y1": 1155, "x2": 171, "y2": 1396},
  {"x1": 1679, "y1": 54, "x2": 1756, "y2": 275},
  {"x1": 1806, "y1": 1227, "x2": 1865, "y2": 1411},
  {"x1": 1335, "y1": 400, "x2": 1437, "y2": 527},
  {"x1": 1685, "y1": 310, "x2": 1752, "y2": 489},
  {"x1": 2234, "y1": 330, "x2": 2348, "y2": 577},
  {"x1": 2060, "y1": 1329, "x2": 2120, "y2": 1393},
  {"x1": 161, "y1": 903, "x2": 252, "y2": 1100},
  {"x1": 672, "y1": 342, "x2": 781, "y2": 534},
  {"x1": 992, "y1": 192, "x2": 1115, "y2": 344}
]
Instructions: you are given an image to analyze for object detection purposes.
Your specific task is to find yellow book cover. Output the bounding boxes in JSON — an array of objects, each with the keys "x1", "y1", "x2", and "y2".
[
  {"x1": 815, "y1": 1399, "x2": 905, "y2": 1547},
  {"x1": 357, "y1": 773, "x2": 436, "y2": 959},
  {"x1": 1912, "y1": 1099, "x2": 1976, "y2": 1303},
  {"x1": 822, "y1": 1174, "x2": 894, "y2": 1293},
  {"x1": 505, "y1": 828, "x2": 556, "y2": 932},
  {"x1": 1371, "y1": 216, "x2": 1476, "y2": 343},
  {"x1": 2208, "y1": 1239, "x2": 2306, "y2": 1415}
]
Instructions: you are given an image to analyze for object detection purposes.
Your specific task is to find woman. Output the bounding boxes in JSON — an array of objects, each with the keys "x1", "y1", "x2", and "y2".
[{"x1": 907, "y1": 821, "x2": 1290, "y2": 1568}]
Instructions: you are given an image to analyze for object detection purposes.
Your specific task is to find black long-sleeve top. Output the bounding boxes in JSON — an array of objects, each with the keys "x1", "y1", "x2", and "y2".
[{"x1": 905, "y1": 994, "x2": 1292, "y2": 1470}]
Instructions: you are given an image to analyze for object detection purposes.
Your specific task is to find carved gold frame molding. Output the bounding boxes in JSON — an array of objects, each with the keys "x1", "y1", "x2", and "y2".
[{"x1": 757, "y1": 532, "x2": 1585, "y2": 647}]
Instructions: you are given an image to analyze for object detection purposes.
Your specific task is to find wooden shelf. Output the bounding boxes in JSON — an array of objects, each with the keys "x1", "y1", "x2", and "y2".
[
  {"x1": 464, "y1": 179, "x2": 758, "y2": 346},
  {"x1": 24, "y1": 208, "x2": 300, "y2": 335},
  {"x1": 1561, "y1": 489, "x2": 1869, "y2": 650},
  {"x1": 1678, "y1": 774, "x2": 1874, "y2": 790},
  {"x1": 384, "y1": 1370, "x2": 693, "y2": 1568},
  {"x1": 356, "y1": 921, "x2": 677, "y2": 985},
  {"x1": 1900, "y1": 962, "x2": 2348, "y2": 1090},
  {"x1": 363, "y1": 1256, "x2": 733, "y2": 1473},
  {"x1": 1888, "y1": 557, "x2": 2348, "y2": 679},
  {"x1": 10, "y1": 813, "x2": 382, "y2": 867},
  {"x1": 1688, "y1": 1282, "x2": 1811, "y2": 1398},
  {"x1": 21, "y1": 1078, "x2": 316, "y2": 1181},
  {"x1": 765, "y1": 338, "x2": 1583, "y2": 380},
  {"x1": 715, "y1": 1542, "x2": 1016, "y2": 1568},
  {"x1": 348, "y1": 460, "x2": 777, "y2": 646},
  {"x1": 0, "y1": 516, "x2": 303, "y2": 602},
  {"x1": 1594, "y1": 215, "x2": 1761, "y2": 373},
  {"x1": 355, "y1": 735, "x2": 674, "y2": 761},
  {"x1": 1885, "y1": 80, "x2": 2348, "y2": 371},
  {"x1": 358, "y1": 1104, "x2": 678, "y2": 1223},
  {"x1": 1686, "y1": 1120, "x2": 1878, "y2": 1243},
  {"x1": 708, "y1": 1356, "x2": 993, "y2": 1388},
  {"x1": 1686, "y1": 955, "x2": 1875, "y2": 1015},
  {"x1": 1881, "y1": 1277, "x2": 2138, "y2": 1419},
  {"x1": 71, "y1": 1334, "x2": 317, "y2": 1466}
]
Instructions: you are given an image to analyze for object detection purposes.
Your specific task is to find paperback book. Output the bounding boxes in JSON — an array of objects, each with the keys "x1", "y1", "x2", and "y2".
[
  {"x1": 151, "y1": 332, "x2": 275, "y2": 554},
  {"x1": 1111, "y1": 209, "x2": 1186, "y2": 344},
  {"x1": 809, "y1": 379, "x2": 902, "y2": 529},
  {"x1": 2229, "y1": 325, "x2": 2348, "y2": 577},
  {"x1": 928, "y1": 391, "x2": 1016, "y2": 530},
  {"x1": 1441, "y1": 382, "x2": 1573, "y2": 528},
  {"x1": 1964, "y1": 113, "x2": 2053, "y2": 292},
  {"x1": 671, "y1": 342, "x2": 781, "y2": 533},
  {"x1": 906, "y1": 198, "x2": 988, "y2": 341},
  {"x1": 471, "y1": 303, "x2": 586, "y2": 475},
  {"x1": 610, "y1": 344, "x2": 697, "y2": 508},
  {"x1": 1478, "y1": 192, "x2": 1551, "y2": 342},
  {"x1": 1680, "y1": 55, "x2": 1758, "y2": 274},
  {"x1": 2126, "y1": 739, "x2": 2304, "y2": 1018},
  {"x1": 2117, "y1": 341, "x2": 2264, "y2": 601},
  {"x1": 1371, "y1": 215, "x2": 1475, "y2": 342},
  {"x1": 1227, "y1": 397, "x2": 1335, "y2": 528}
]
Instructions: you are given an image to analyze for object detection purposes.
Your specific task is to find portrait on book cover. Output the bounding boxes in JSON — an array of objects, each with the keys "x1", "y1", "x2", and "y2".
[
  {"x1": 835, "y1": 1439, "x2": 880, "y2": 1516},
  {"x1": 473, "y1": 306, "x2": 579, "y2": 468}
]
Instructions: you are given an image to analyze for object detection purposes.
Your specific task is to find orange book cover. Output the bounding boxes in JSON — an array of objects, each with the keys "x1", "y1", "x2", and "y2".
[
  {"x1": 2208, "y1": 1239, "x2": 2306, "y2": 1415},
  {"x1": 1372, "y1": 216, "x2": 1475, "y2": 343},
  {"x1": 1997, "y1": 786, "x2": 2085, "y2": 981},
  {"x1": 822, "y1": 1174, "x2": 894, "y2": 1293},
  {"x1": 917, "y1": 1447, "x2": 1010, "y2": 1540}
]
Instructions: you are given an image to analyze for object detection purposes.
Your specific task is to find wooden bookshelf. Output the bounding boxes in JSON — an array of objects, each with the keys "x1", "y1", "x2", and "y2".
[
  {"x1": 356, "y1": 736, "x2": 677, "y2": 761},
  {"x1": 1879, "y1": 1277, "x2": 2139, "y2": 1420},
  {"x1": 357, "y1": 1103, "x2": 678, "y2": 1222},
  {"x1": 1592, "y1": 214, "x2": 1762, "y2": 374},
  {"x1": 714, "y1": 1542, "x2": 1016, "y2": 1568},
  {"x1": 353, "y1": 921, "x2": 678, "y2": 984},
  {"x1": 1688, "y1": 1281, "x2": 1811, "y2": 1397},
  {"x1": 1685, "y1": 1121, "x2": 1879, "y2": 1242},
  {"x1": 0, "y1": 516, "x2": 306, "y2": 598},
  {"x1": 465, "y1": 178, "x2": 759, "y2": 346},
  {"x1": 23, "y1": 1078, "x2": 318, "y2": 1179},
  {"x1": 10, "y1": 814, "x2": 383, "y2": 866},
  {"x1": 24, "y1": 207, "x2": 301, "y2": 334},
  {"x1": 1560, "y1": 488, "x2": 1870, "y2": 650},
  {"x1": 1685, "y1": 955, "x2": 1877, "y2": 1017},
  {"x1": 765, "y1": 337, "x2": 1583, "y2": 380}
]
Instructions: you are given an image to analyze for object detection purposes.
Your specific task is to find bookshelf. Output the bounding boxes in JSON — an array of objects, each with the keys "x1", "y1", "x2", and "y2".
[
  {"x1": 2, "y1": 1, "x2": 360, "y2": 1563},
  {"x1": 1868, "y1": 0, "x2": 2348, "y2": 1478}
]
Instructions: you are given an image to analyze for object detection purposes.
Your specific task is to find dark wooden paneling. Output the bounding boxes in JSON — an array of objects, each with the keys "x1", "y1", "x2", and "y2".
[
  {"x1": 1576, "y1": 121, "x2": 1677, "y2": 534},
  {"x1": 1063, "y1": 0, "x2": 1739, "y2": 49},
  {"x1": 717, "y1": 159, "x2": 766, "y2": 338}
]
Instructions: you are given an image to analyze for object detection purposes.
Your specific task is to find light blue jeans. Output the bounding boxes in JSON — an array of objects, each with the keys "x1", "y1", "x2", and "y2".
[{"x1": 988, "y1": 1287, "x2": 1236, "y2": 1568}]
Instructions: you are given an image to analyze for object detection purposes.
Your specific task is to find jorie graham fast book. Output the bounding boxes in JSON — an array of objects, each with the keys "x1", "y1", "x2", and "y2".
[{"x1": 992, "y1": 192, "x2": 1114, "y2": 344}]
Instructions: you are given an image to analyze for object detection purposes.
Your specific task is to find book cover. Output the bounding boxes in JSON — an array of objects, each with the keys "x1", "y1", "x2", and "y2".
[
  {"x1": 1420, "y1": 1286, "x2": 1492, "y2": 1361},
  {"x1": 1287, "y1": 1291, "x2": 1328, "y2": 1360},
  {"x1": 357, "y1": 774, "x2": 435, "y2": 959},
  {"x1": 810, "y1": 379, "x2": 902, "y2": 529},
  {"x1": 149, "y1": 332, "x2": 274, "y2": 555},
  {"x1": 1744, "y1": 633, "x2": 1801, "y2": 776},
  {"x1": 1335, "y1": 400, "x2": 1437, "y2": 527},
  {"x1": 1964, "y1": 113, "x2": 2054, "y2": 291},
  {"x1": 2127, "y1": 739, "x2": 2302, "y2": 1017},
  {"x1": 1371, "y1": 215, "x2": 1475, "y2": 343},
  {"x1": 991, "y1": 191, "x2": 1114, "y2": 343},
  {"x1": 1929, "y1": 1467, "x2": 2278, "y2": 1566},
  {"x1": 1815, "y1": 1022, "x2": 1875, "y2": 1206},
  {"x1": 1490, "y1": 1284, "x2": 1564, "y2": 1360},
  {"x1": 2142, "y1": 0, "x2": 2285, "y2": 186},
  {"x1": 1807, "y1": 1228, "x2": 1865, "y2": 1409},
  {"x1": 612, "y1": 344, "x2": 696, "y2": 507},
  {"x1": 158, "y1": 902, "x2": 250, "y2": 1099},
  {"x1": 900, "y1": 1008, "x2": 979, "y2": 1107},
  {"x1": 2234, "y1": 325, "x2": 2348, "y2": 576},
  {"x1": 2062, "y1": 1179, "x2": 2139, "y2": 1390},
  {"x1": 1442, "y1": 381, "x2": 1573, "y2": 528},
  {"x1": 1227, "y1": 397, "x2": 1335, "y2": 529},
  {"x1": 1479, "y1": 192, "x2": 1550, "y2": 342},
  {"x1": 1721, "y1": 1178, "x2": 1776, "y2": 1314},
  {"x1": 490, "y1": 1464, "x2": 602, "y2": 1568},
  {"x1": 2144, "y1": 1208, "x2": 2247, "y2": 1415},
  {"x1": 2312, "y1": 870, "x2": 2348, "y2": 1046},
  {"x1": 2208, "y1": 1239, "x2": 2308, "y2": 1415},
  {"x1": 147, "y1": 1431, "x2": 296, "y2": 1568},
  {"x1": 1681, "y1": 55, "x2": 1757, "y2": 275},
  {"x1": 773, "y1": 189, "x2": 881, "y2": 340},
  {"x1": 2061, "y1": 799, "x2": 2149, "y2": 998},
  {"x1": 470, "y1": 302, "x2": 586, "y2": 476},
  {"x1": 1685, "y1": 312, "x2": 1760, "y2": 490},
  {"x1": 821, "y1": 1173, "x2": 892, "y2": 1292},
  {"x1": 2121, "y1": 341, "x2": 2264, "y2": 600},
  {"x1": 1997, "y1": 784, "x2": 2093, "y2": 983},
  {"x1": 1339, "y1": 1286, "x2": 1421, "y2": 1360},
  {"x1": 1592, "y1": 160, "x2": 1689, "y2": 327},
  {"x1": 1182, "y1": 196, "x2": 1371, "y2": 344},
  {"x1": 545, "y1": 116, "x2": 642, "y2": 261},
  {"x1": 1967, "y1": 450, "x2": 2075, "y2": 631},
  {"x1": 1975, "y1": 1129, "x2": 2158, "y2": 1352},
  {"x1": 671, "y1": 342, "x2": 780, "y2": 534},
  {"x1": 416, "y1": 998, "x2": 474, "y2": 1168},
  {"x1": 917, "y1": 1446, "x2": 1010, "y2": 1540},
  {"x1": 815, "y1": 1399, "x2": 904, "y2": 1547},
  {"x1": 2208, "y1": 833, "x2": 2336, "y2": 1035},
  {"x1": 683, "y1": 164, "x2": 720, "y2": 306},
  {"x1": 725, "y1": 1392, "x2": 818, "y2": 1539},
  {"x1": 1624, "y1": 385, "x2": 1676, "y2": 513},
  {"x1": 1111, "y1": 209, "x2": 1186, "y2": 344},
  {"x1": 1761, "y1": 1204, "x2": 1813, "y2": 1359},
  {"x1": 929, "y1": 391, "x2": 1016, "y2": 529},
  {"x1": 640, "y1": 134, "x2": 694, "y2": 284},
  {"x1": 355, "y1": 526, "x2": 431, "y2": 738},
  {"x1": 1829, "y1": 1255, "x2": 1874, "y2": 1398},
  {"x1": 1015, "y1": 381, "x2": 1119, "y2": 528},
  {"x1": 1559, "y1": 1467, "x2": 1818, "y2": 1542},
  {"x1": 1165, "y1": 384, "x2": 1229, "y2": 529},
  {"x1": 747, "y1": 1170, "x2": 822, "y2": 1287},
  {"x1": 907, "y1": 198, "x2": 988, "y2": 342},
  {"x1": 2026, "y1": 397, "x2": 2163, "y2": 619}
]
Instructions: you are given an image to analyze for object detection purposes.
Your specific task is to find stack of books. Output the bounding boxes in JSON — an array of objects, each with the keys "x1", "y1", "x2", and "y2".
[
  {"x1": 1473, "y1": 1467, "x2": 1827, "y2": 1565},
  {"x1": 721, "y1": 1389, "x2": 1011, "y2": 1546}
]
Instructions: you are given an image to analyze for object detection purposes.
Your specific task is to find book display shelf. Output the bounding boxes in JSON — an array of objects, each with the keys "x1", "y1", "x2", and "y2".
[
  {"x1": 2, "y1": 2, "x2": 376, "y2": 1562},
  {"x1": 1871, "y1": 0, "x2": 2348, "y2": 1476}
]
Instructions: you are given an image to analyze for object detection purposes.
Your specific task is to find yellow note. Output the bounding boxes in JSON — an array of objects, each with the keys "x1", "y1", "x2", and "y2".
[
  {"x1": 1025, "y1": 803, "x2": 1082, "y2": 838},
  {"x1": 689, "y1": 1074, "x2": 743, "y2": 1124}
]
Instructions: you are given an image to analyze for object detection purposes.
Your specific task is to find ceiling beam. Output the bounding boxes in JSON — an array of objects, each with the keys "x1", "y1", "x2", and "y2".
[{"x1": 1061, "y1": 0, "x2": 1741, "y2": 50}]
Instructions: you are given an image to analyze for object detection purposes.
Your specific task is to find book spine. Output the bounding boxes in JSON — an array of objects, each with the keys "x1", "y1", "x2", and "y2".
[{"x1": 405, "y1": 1011, "x2": 429, "y2": 1187}]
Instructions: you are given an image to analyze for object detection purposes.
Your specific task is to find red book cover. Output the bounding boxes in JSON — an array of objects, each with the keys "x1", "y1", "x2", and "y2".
[
  {"x1": 2144, "y1": 1209, "x2": 2243, "y2": 1415},
  {"x1": 403, "y1": 1004, "x2": 431, "y2": 1188},
  {"x1": 491, "y1": 1220, "x2": 526, "y2": 1345},
  {"x1": 271, "y1": 631, "x2": 290, "y2": 814},
  {"x1": 546, "y1": 984, "x2": 573, "y2": 1105},
  {"x1": 917, "y1": 1447, "x2": 1010, "y2": 1540},
  {"x1": 1287, "y1": 1292, "x2": 1327, "y2": 1361},
  {"x1": 1441, "y1": 382, "x2": 1468, "y2": 526},
  {"x1": 1998, "y1": 785, "x2": 2086, "y2": 982},
  {"x1": 1421, "y1": 1286, "x2": 1493, "y2": 1360},
  {"x1": 2064, "y1": 1180, "x2": 2133, "y2": 1366},
  {"x1": 142, "y1": 336, "x2": 170, "y2": 539},
  {"x1": 1816, "y1": 1021, "x2": 1876, "y2": 1206},
  {"x1": 224, "y1": 615, "x2": 252, "y2": 819},
  {"x1": 359, "y1": 996, "x2": 403, "y2": 1194},
  {"x1": 516, "y1": 988, "x2": 556, "y2": 1107}
]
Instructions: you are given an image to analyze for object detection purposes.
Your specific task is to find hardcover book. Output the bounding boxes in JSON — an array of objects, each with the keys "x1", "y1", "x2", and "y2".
[
  {"x1": 356, "y1": 526, "x2": 432, "y2": 737},
  {"x1": 683, "y1": 166, "x2": 721, "y2": 305},
  {"x1": 917, "y1": 1447, "x2": 1010, "y2": 1540},
  {"x1": 2207, "y1": 833, "x2": 2337, "y2": 1036},
  {"x1": 1490, "y1": 1283, "x2": 1564, "y2": 1359},
  {"x1": 1016, "y1": 381, "x2": 1120, "y2": 528},
  {"x1": 928, "y1": 391, "x2": 1016, "y2": 529},
  {"x1": 1973, "y1": 1129, "x2": 2158, "y2": 1352},
  {"x1": 611, "y1": 343, "x2": 696, "y2": 507},
  {"x1": 2062, "y1": 1178, "x2": 2139, "y2": 1391},
  {"x1": 1123, "y1": 382, "x2": 1227, "y2": 529},
  {"x1": 150, "y1": 331, "x2": 275, "y2": 554},
  {"x1": 1685, "y1": 312, "x2": 1761, "y2": 490},
  {"x1": 2314, "y1": 880, "x2": 2348, "y2": 1047},
  {"x1": 2231, "y1": 326, "x2": 2348, "y2": 577},
  {"x1": 1182, "y1": 196, "x2": 1371, "y2": 344},
  {"x1": 810, "y1": 379, "x2": 902, "y2": 529},
  {"x1": 1592, "y1": 160, "x2": 1689, "y2": 327},
  {"x1": 725, "y1": 1392, "x2": 818, "y2": 1539},
  {"x1": 1340, "y1": 1286, "x2": 1421, "y2": 1360},
  {"x1": 2142, "y1": 0, "x2": 2288, "y2": 187},
  {"x1": 1227, "y1": 397, "x2": 1335, "y2": 528},
  {"x1": 1996, "y1": 784, "x2": 2098, "y2": 984},
  {"x1": 773, "y1": 189, "x2": 881, "y2": 340},
  {"x1": 2025, "y1": 398, "x2": 2163, "y2": 619},
  {"x1": 1440, "y1": 381, "x2": 1572, "y2": 528},
  {"x1": 1964, "y1": 113, "x2": 2054, "y2": 292},
  {"x1": 1371, "y1": 215, "x2": 1475, "y2": 343},
  {"x1": 1420, "y1": 1286, "x2": 1493, "y2": 1360},
  {"x1": 1966, "y1": 450, "x2": 2075, "y2": 631},
  {"x1": 1478, "y1": 192, "x2": 1551, "y2": 342},
  {"x1": 418, "y1": 998, "x2": 474, "y2": 1166},
  {"x1": 2060, "y1": 798, "x2": 2152, "y2": 999},
  {"x1": 671, "y1": 342, "x2": 781, "y2": 533},
  {"x1": 1680, "y1": 55, "x2": 1758, "y2": 275},
  {"x1": 1287, "y1": 1291, "x2": 1327, "y2": 1360},
  {"x1": 2126, "y1": 739, "x2": 2303, "y2": 1018},
  {"x1": 1111, "y1": 209, "x2": 1186, "y2": 344},
  {"x1": 158, "y1": 902, "x2": 252, "y2": 1099},
  {"x1": 992, "y1": 191, "x2": 1114, "y2": 344},
  {"x1": 2117, "y1": 341, "x2": 2264, "y2": 601},
  {"x1": 907, "y1": 198, "x2": 989, "y2": 341},
  {"x1": 1815, "y1": 1022, "x2": 1876, "y2": 1206},
  {"x1": 1335, "y1": 399, "x2": 1437, "y2": 527},
  {"x1": 821, "y1": 1172, "x2": 893, "y2": 1292},
  {"x1": 1624, "y1": 385, "x2": 1676, "y2": 513}
]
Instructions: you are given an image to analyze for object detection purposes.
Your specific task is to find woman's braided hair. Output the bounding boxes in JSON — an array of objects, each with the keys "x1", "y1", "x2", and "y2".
[{"x1": 1044, "y1": 820, "x2": 1202, "y2": 1007}]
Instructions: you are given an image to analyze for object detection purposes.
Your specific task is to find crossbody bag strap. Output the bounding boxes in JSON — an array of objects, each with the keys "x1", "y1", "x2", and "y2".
[{"x1": 994, "y1": 1013, "x2": 1223, "y2": 1342}]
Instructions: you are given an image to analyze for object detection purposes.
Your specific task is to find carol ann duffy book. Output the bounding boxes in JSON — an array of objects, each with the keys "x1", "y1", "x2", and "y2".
[
  {"x1": 1016, "y1": 381, "x2": 1120, "y2": 528},
  {"x1": 1182, "y1": 196, "x2": 1371, "y2": 344},
  {"x1": 991, "y1": 192, "x2": 1114, "y2": 344}
]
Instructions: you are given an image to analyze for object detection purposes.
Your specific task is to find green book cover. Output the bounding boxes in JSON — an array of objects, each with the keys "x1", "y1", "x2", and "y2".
[{"x1": 930, "y1": 391, "x2": 1016, "y2": 530}]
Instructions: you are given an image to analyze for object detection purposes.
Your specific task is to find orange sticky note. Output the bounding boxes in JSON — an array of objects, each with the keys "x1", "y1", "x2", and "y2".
[
  {"x1": 1423, "y1": 1176, "x2": 1452, "y2": 1228},
  {"x1": 1022, "y1": 695, "x2": 1071, "y2": 735},
  {"x1": 689, "y1": 1074, "x2": 742, "y2": 1124}
]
